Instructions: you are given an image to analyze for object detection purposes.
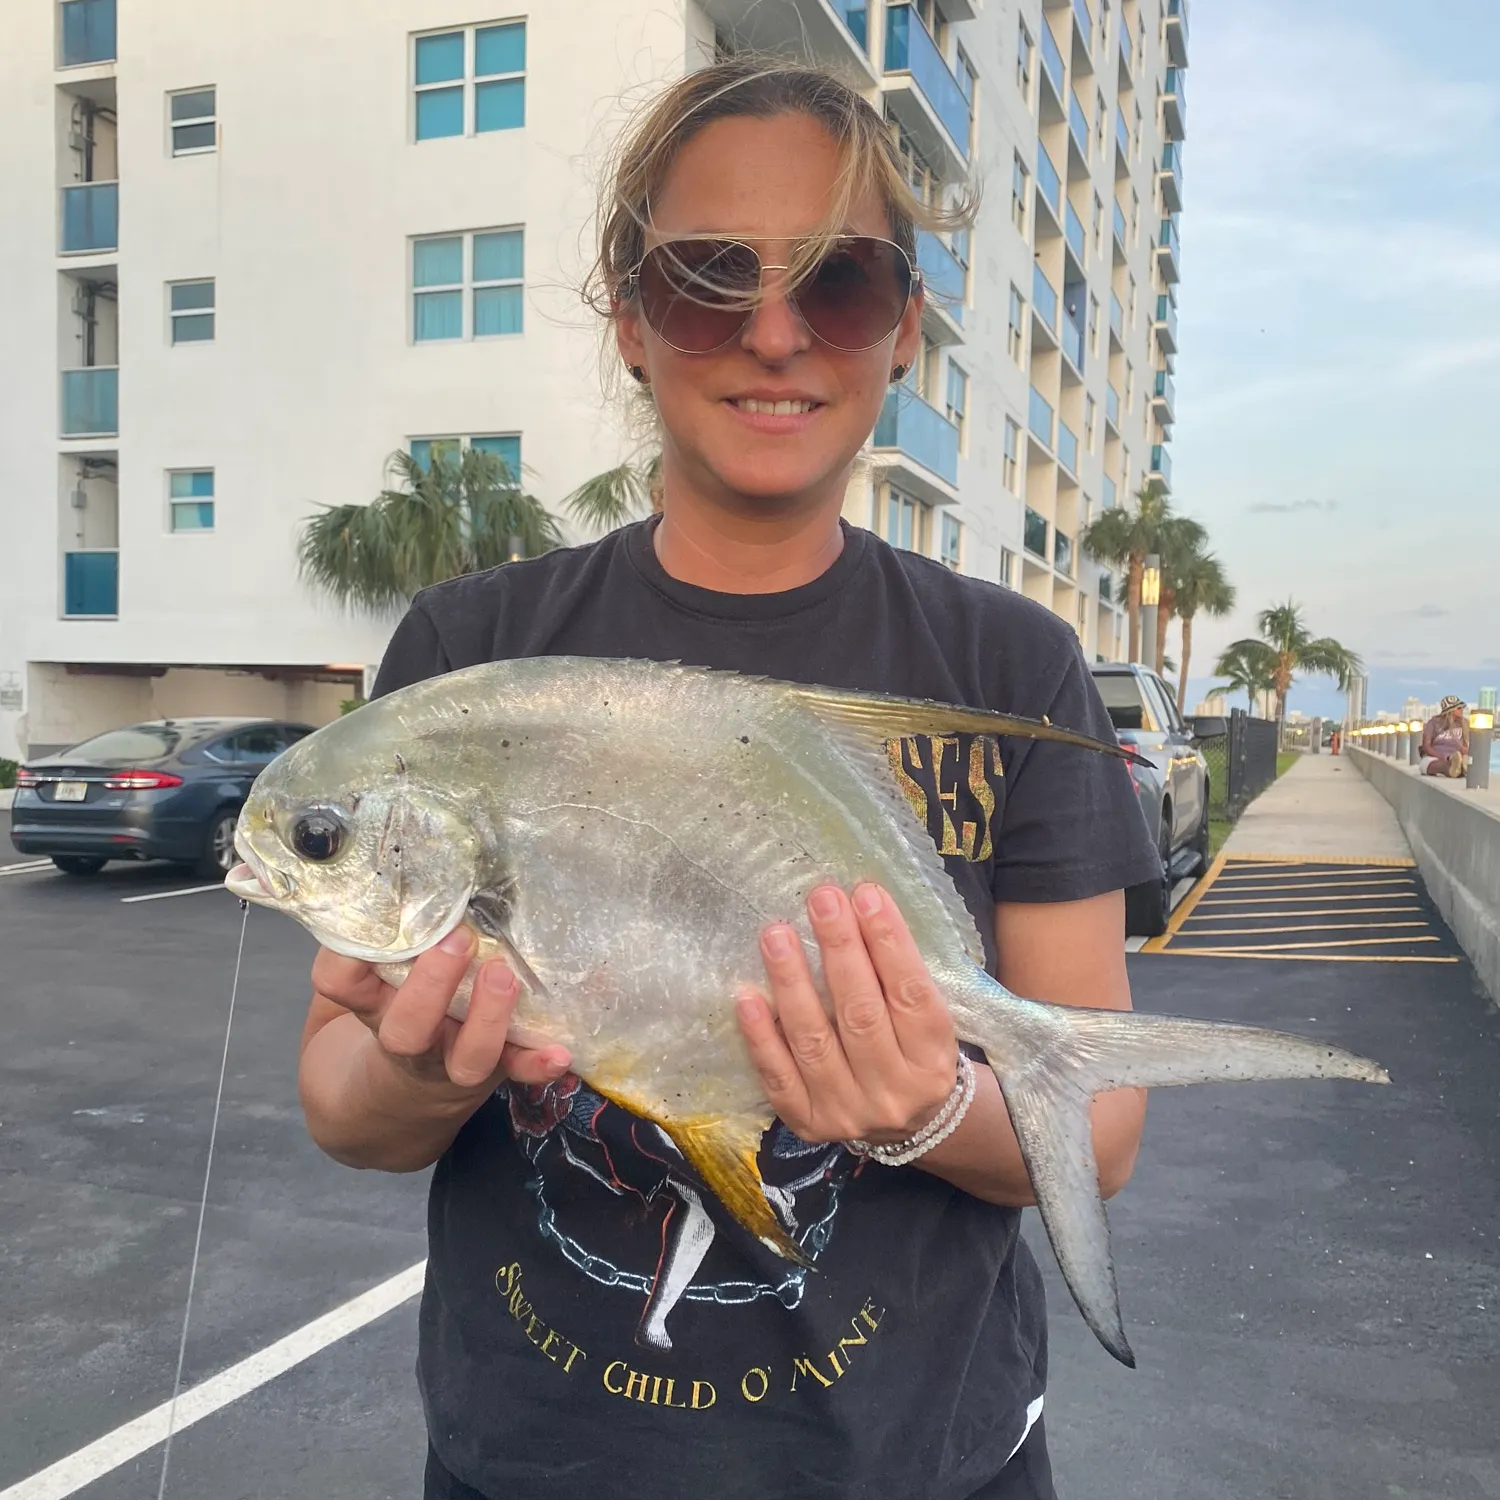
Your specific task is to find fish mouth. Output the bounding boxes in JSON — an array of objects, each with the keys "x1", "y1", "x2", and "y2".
[{"x1": 224, "y1": 836, "x2": 294, "y2": 906}]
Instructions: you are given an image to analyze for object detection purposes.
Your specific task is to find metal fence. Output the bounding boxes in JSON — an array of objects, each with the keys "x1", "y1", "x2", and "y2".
[{"x1": 1197, "y1": 709, "x2": 1280, "y2": 822}]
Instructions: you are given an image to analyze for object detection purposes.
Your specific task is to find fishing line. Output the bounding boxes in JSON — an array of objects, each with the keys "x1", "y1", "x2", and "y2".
[{"x1": 155, "y1": 897, "x2": 250, "y2": 1500}]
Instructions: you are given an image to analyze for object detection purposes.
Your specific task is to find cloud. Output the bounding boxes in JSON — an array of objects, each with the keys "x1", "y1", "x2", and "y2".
[
  {"x1": 1403, "y1": 604, "x2": 1449, "y2": 619},
  {"x1": 1246, "y1": 498, "x2": 1337, "y2": 514}
]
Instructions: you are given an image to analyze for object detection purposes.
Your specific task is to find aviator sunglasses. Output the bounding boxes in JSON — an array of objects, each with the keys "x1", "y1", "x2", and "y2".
[{"x1": 629, "y1": 235, "x2": 920, "y2": 355}]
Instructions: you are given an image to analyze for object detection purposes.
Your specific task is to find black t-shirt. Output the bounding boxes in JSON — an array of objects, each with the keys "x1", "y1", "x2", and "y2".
[{"x1": 372, "y1": 518, "x2": 1158, "y2": 1500}]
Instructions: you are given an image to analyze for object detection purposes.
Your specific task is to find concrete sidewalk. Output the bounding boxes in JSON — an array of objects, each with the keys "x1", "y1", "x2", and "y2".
[{"x1": 1223, "y1": 752, "x2": 1413, "y2": 861}]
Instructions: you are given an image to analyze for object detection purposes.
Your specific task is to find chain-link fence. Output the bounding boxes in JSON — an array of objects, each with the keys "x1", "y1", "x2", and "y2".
[{"x1": 1197, "y1": 710, "x2": 1280, "y2": 829}]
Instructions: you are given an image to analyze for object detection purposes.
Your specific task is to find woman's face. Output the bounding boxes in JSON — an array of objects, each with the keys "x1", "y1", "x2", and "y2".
[{"x1": 615, "y1": 112, "x2": 922, "y2": 514}]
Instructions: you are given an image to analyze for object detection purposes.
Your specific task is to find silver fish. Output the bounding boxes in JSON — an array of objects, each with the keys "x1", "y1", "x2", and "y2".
[{"x1": 226, "y1": 656, "x2": 1388, "y2": 1365}]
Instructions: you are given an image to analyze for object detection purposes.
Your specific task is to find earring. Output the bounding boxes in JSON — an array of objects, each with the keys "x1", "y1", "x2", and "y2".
[
  {"x1": 629, "y1": 364, "x2": 648, "y2": 384},
  {"x1": 891, "y1": 364, "x2": 907, "y2": 382}
]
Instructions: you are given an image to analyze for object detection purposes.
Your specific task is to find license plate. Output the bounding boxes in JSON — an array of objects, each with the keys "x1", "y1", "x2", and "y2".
[{"x1": 53, "y1": 782, "x2": 88, "y2": 802}]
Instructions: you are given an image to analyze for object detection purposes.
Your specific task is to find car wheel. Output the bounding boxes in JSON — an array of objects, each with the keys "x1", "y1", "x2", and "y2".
[
  {"x1": 197, "y1": 810, "x2": 241, "y2": 880},
  {"x1": 1125, "y1": 825, "x2": 1174, "y2": 938},
  {"x1": 52, "y1": 855, "x2": 107, "y2": 877},
  {"x1": 1189, "y1": 799, "x2": 1211, "y2": 874}
]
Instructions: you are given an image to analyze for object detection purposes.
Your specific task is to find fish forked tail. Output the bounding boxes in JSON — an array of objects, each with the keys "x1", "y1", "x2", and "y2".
[{"x1": 953, "y1": 970, "x2": 1389, "y2": 1367}]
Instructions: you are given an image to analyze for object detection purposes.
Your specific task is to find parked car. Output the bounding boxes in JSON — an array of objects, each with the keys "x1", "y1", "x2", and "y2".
[
  {"x1": 1089, "y1": 664, "x2": 1227, "y2": 936},
  {"x1": 9, "y1": 717, "x2": 314, "y2": 878}
]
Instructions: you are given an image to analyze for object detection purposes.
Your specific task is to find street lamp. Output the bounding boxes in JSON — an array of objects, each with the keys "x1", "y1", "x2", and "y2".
[
  {"x1": 1468, "y1": 709, "x2": 1493, "y2": 791},
  {"x1": 1140, "y1": 552, "x2": 1161, "y2": 669},
  {"x1": 1408, "y1": 719, "x2": 1423, "y2": 766}
]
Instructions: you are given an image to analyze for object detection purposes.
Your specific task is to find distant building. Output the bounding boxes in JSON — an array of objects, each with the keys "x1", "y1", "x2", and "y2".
[
  {"x1": 1346, "y1": 673, "x2": 1370, "y2": 726},
  {"x1": 1194, "y1": 693, "x2": 1227, "y2": 717}
]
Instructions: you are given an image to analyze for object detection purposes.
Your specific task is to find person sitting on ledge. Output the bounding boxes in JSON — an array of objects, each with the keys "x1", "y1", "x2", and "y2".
[{"x1": 1420, "y1": 695, "x2": 1469, "y2": 778}]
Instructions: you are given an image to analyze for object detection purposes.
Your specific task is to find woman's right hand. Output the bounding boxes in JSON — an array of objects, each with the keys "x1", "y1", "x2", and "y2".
[{"x1": 311, "y1": 926, "x2": 572, "y2": 1098}]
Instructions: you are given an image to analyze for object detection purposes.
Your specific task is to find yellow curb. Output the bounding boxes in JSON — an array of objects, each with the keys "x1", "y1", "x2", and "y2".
[{"x1": 1140, "y1": 849, "x2": 1228, "y2": 953}]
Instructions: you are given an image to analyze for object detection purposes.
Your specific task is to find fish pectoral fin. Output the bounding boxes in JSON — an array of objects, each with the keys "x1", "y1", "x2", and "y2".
[
  {"x1": 787, "y1": 684, "x2": 1134, "y2": 762},
  {"x1": 661, "y1": 1113, "x2": 812, "y2": 1267}
]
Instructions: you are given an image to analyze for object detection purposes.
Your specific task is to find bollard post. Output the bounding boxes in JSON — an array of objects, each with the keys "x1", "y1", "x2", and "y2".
[
  {"x1": 1467, "y1": 710, "x2": 1493, "y2": 792},
  {"x1": 1396, "y1": 724, "x2": 1409, "y2": 761},
  {"x1": 1408, "y1": 719, "x2": 1422, "y2": 767}
]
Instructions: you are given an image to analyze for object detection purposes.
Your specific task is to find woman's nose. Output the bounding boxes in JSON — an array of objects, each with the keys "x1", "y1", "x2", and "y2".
[{"x1": 739, "y1": 270, "x2": 812, "y2": 364}]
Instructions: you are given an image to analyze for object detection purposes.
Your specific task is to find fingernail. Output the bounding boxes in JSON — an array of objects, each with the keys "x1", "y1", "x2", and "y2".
[
  {"x1": 440, "y1": 927, "x2": 475, "y2": 956},
  {"x1": 736, "y1": 991, "x2": 761, "y2": 1023},
  {"x1": 762, "y1": 925, "x2": 793, "y2": 960},
  {"x1": 546, "y1": 1050, "x2": 571, "y2": 1074},
  {"x1": 480, "y1": 962, "x2": 516, "y2": 996},
  {"x1": 808, "y1": 887, "x2": 841, "y2": 922},
  {"x1": 853, "y1": 884, "x2": 883, "y2": 918}
]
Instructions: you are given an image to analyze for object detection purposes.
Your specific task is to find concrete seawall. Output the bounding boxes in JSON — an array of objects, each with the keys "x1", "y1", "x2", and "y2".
[{"x1": 1348, "y1": 747, "x2": 1499, "y2": 1003}]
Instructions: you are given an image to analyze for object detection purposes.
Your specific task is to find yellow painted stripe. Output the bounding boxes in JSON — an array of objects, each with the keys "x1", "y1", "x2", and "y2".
[
  {"x1": 1174, "y1": 921, "x2": 1430, "y2": 938},
  {"x1": 1162, "y1": 949, "x2": 1460, "y2": 965},
  {"x1": 1222, "y1": 853, "x2": 1417, "y2": 868},
  {"x1": 1198, "y1": 890, "x2": 1418, "y2": 907},
  {"x1": 1182, "y1": 904, "x2": 1423, "y2": 920},
  {"x1": 1140, "y1": 849, "x2": 1229, "y2": 953},
  {"x1": 1206, "y1": 878, "x2": 1415, "y2": 896},
  {"x1": 1173, "y1": 934, "x2": 1442, "y2": 953}
]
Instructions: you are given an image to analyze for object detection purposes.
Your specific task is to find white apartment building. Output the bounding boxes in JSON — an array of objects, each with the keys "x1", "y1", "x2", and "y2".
[{"x1": 0, "y1": 0, "x2": 1186, "y2": 759}]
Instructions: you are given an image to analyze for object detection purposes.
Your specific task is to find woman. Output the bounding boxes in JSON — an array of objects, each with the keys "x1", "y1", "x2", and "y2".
[
  {"x1": 297, "y1": 62, "x2": 1159, "y2": 1500},
  {"x1": 1421, "y1": 695, "x2": 1469, "y2": 777}
]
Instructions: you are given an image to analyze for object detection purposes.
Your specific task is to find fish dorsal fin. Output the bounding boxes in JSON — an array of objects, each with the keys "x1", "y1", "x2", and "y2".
[{"x1": 786, "y1": 685, "x2": 1129, "y2": 762}]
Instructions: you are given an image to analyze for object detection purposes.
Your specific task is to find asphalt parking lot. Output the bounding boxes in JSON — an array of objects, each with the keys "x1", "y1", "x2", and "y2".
[{"x1": 2, "y1": 821, "x2": 1497, "y2": 1500}]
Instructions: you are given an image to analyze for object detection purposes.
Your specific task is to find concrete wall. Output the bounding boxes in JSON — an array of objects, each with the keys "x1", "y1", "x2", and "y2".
[{"x1": 1349, "y1": 747, "x2": 1500, "y2": 1004}]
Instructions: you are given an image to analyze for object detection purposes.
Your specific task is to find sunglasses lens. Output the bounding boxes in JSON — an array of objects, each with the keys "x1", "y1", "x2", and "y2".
[
  {"x1": 637, "y1": 240, "x2": 760, "y2": 352},
  {"x1": 795, "y1": 238, "x2": 912, "y2": 351}
]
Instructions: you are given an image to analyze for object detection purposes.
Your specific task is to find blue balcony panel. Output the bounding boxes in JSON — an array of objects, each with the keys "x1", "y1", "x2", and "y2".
[
  {"x1": 1150, "y1": 443, "x2": 1173, "y2": 490},
  {"x1": 1154, "y1": 292, "x2": 1179, "y2": 352},
  {"x1": 1165, "y1": 0, "x2": 1189, "y2": 66},
  {"x1": 64, "y1": 550, "x2": 118, "y2": 617},
  {"x1": 1040, "y1": 23, "x2": 1066, "y2": 100},
  {"x1": 1068, "y1": 92, "x2": 1089, "y2": 158},
  {"x1": 61, "y1": 0, "x2": 116, "y2": 66},
  {"x1": 61, "y1": 182, "x2": 118, "y2": 253},
  {"x1": 61, "y1": 367, "x2": 118, "y2": 436},
  {"x1": 1028, "y1": 386, "x2": 1054, "y2": 449},
  {"x1": 1032, "y1": 264, "x2": 1058, "y2": 332},
  {"x1": 1065, "y1": 201, "x2": 1086, "y2": 262},
  {"x1": 885, "y1": 5, "x2": 972, "y2": 160},
  {"x1": 1163, "y1": 67, "x2": 1187, "y2": 138},
  {"x1": 873, "y1": 388, "x2": 959, "y2": 487},
  {"x1": 1036, "y1": 142, "x2": 1062, "y2": 217},
  {"x1": 1160, "y1": 142, "x2": 1184, "y2": 212},
  {"x1": 1061, "y1": 317, "x2": 1084, "y2": 372},
  {"x1": 1105, "y1": 382, "x2": 1121, "y2": 427},
  {"x1": 1071, "y1": 0, "x2": 1092, "y2": 52},
  {"x1": 1057, "y1": 422, "x2": 1079, "y2": 476},
  {"x1": 917, "y1": 230, "x2": 965, "y2": 326}
]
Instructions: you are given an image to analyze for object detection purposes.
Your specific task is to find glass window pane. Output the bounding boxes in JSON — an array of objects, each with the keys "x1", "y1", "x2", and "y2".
[
  {"x1": 170, "y1": 281, "x2": 215, "y2": 311},
  {"x1": 429, "y1": 438, "x2": 462, "y2": 468},
  {"x1": 414, "y1": 31, "x2": 465, "y2": 84},
  {"x1": 172, "y1": 121, "x2": 217, "y2": 152},
  {"x1": 409, "y1": 439, "x2": 432, "y2": 470},
  {"x1": 171, "y1": 501, "x2": 215, "y2": 531},
  {"x1": 470, "y1": 434, "x2": 521, "y2": 480},
  {"x1": 171, "y1": 89, "x2": 216, "y2": 121},
  {"x1": 473, "y1": 285, "x2": 522, "y2": 336},
  {"x1": 414, "y1": 289, "x2": 463, "y2": 341},
  {"x1": 415, "y1": 87, "x2": 464, "y2": 141},
  {"x1": 473, "y1": 230, "x2": 523, "y2": 283},
  {"x1": 475, "y1": 22, "x2": 525, "y2": 75},
  {"x1": 413, "y1": 237, "x2": 463, "y2": 288},
  {"x1": 475, "y1": 78, "x2": 525, "y2": 132},
  {"x1": 170, "y1": 470, "x2": 214, "y2": 498},
  {"x1": 171, "y1": 312, "x2": 215, "y2": 343}
]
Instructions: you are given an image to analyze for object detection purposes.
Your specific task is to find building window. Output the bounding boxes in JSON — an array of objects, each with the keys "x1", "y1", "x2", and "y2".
[
  {"x1": 413, "y1": 21, "x2": 526, "y2": 142},
  {"x1": 412, "y1": 229, "x2": 524, "y2": 341},
  {"x1": 1127, "y1": 273, "x2": 1137, "y2": 329},
  {"x1": 1095, "y1": 88, "x2": 1107, "y2": 158},
  {"x1": 999, "y1": 547, "x2": 1017, "y2": 588},
  {"x1": 1011, "y1": 153, "x2": 1030, "y2": 235},
  {"x1": 1007, "y1": 285, "x2": 1025, "y2": 365},
  {"x1": 940, "y1": 513, "x2": 962, "y2": 571},
  {"x1": 1125, "y1": 362, "x2": 1135, "y2": 414},
  {"x1": 1088, "y1": 292, "x2": 1100, "y2": 355},
  {"x1": 1078, "y1": 590, "x2": 1090, "y2": 628},
  {"x1": 1133, "y1": 102, "x2": 1143, "y2": 160},
  {"x1": 1130, "y1": 188, "x2": 1140, "y2": 243},
  {"x1": 1003, "y1": 417, "x2": 1021, "y2": 495},
  {"x1": 951, "y1": 226, "x2": 971, "y2": 270},
  {"x1": 1084, "y1": 394, "x2": 1097, "y2": 453},
  {"x1": 411, "y1": 432, "x2": 521, "y2": 480},
  {"x1": 883, "y1": 487, "x2": 924, "y2": 553},
  {"x1": 1092, "y1": 192, "x2": 1104, "y2": 257},
  {"x1": 1122, "y1": 444, "x2": 1132, "y2": 492},
  {"x1": 169, "y1": 88, "x2": 216, "y2": 155},
  {"x1": 168, "y1": 469, "x2": 214, "y2": 532},
  {"x1": 168, "y1": 280, "x2": 215, "y2": 343},
  {"x1": 945, "y1": 361, "x2": 968, "y2": 447},
  {"x1": 1016, "y1": 18, "x2": 1034, "y2": 103},
  {"x1": 957, "y1": 47, "x2": 978, "y2": 110}
]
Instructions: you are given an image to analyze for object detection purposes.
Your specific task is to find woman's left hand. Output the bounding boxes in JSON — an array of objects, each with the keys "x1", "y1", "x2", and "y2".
[{"x1": 735, "y1": 882, "x2": 960, "y2": 1147}]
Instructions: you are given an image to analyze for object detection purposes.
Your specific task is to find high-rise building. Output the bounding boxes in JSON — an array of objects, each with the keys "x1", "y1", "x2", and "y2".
[
  {"x1": 1347, "y1": 673, "x2": 1370, "y2": 727},
  {"x1": 0, "y1": 0, "x2": 1186, "y2": 758}
]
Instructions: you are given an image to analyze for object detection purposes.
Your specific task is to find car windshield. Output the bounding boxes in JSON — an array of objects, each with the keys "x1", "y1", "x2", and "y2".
[
  {"x1": 1092, "y1": 675, "x2": 1153, "y2": 732},
  {"x1": 62, "y1": 725, "x2": 183, "y2": 762}
]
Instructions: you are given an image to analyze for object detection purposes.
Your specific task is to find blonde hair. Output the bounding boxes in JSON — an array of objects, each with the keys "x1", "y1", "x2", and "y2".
[{"x1": 585, "y1": 58, "x2": 975, "y2": 322}]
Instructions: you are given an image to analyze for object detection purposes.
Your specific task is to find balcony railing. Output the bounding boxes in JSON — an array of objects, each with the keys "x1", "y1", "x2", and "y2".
[
  {"x1": 1157, "y1": 215, "x2": 1182, "y2": 281},
  {"x1": 1150, "y1": 443, "x2": 1173, "y2": 489},
  {"x1": 1109, "y1": 292, "x2": 1124, "y2": 342},
  {"x1": 61, "y1": 181, "x2": 118, "y2": 253},
  {"x1": 64, "y1": 549, "x2": 118, "y2": 617},
  {"x1": 1065, "y1": 201, "x2": 1086, "y2": 261},
  {"x1": 61, "y1": 366, "x2": 118, "y2": 436},
  {"x1": 1054, "y1": 529, "x2": 1075, "y2": 577},
  {"x1": 1105, "y1": 383, "x2": 1120, "y2": 427},
  {"x1": 1159, "y1": 141, "x2": 1184, "y2": 212},
  {"x1": 1103, "y1": 474, "x2": 1117, "y2": 509},
  {"x1": 1028, "y1": 386, "x2": 1054, "y2": 449},
  {"x1": 1163, "y1": 66, "x2": 1187, "y2": 138},
  {"x1": 60, "y1": 0, "x2": 116, "y2": 66},
  {"x1": 885, "y1": 5, "x2": 972, "y2": 157},
  {"x1": 917, "y1": 230, "x2": 966, "y2": 324},
  {"x1": 1037, "y1": 143, "x2": 1062, "y2": 216},
  {"x1": 1154, "y1": 291, "x2": 1179, "y2": 351},
  {"x1": 1062, "y1": 315, "x2": 1084, "y2": 371},
  {"x1": 1119, "y1": 26, "x2": 1132, "y2": 75},
  {"x1": 1032, "y1": 264, "x2": 1058, "y2": 331},
  {"x1": 1153, "y1": 369, "x2": 1176, "y2": 415},
  {"x1": 1057, "y1": 421, "x2": 1079, "y2": 475},
  {"x1": 1068, "y1": 91, "x2": 1089, "y2": 157},
  {"x1": 831, "y1": 0, "x2": 868, "y2": 51},
  {"x1": 1024, "y1": 506, "x2": 1050, "y2": 559},
  {"x1": 1071, "y1": 0, "x2": 1092, "y2": 52},
  {"x1": 1040, "y1": 22, "x2": 1066, "y2": 99},
  {"x1": 1165, "y1": 0, "x2": 1189, "y2": 66},
  {"x1": 1115, "y1": 107, "x2": 1130, "y2": 160},
  {"x1": 1112, "y1": 199, "x2": 1127, "y2": 248},
  {"x1": 873, "y1": 388, "x2": 960, "y2": 486}
]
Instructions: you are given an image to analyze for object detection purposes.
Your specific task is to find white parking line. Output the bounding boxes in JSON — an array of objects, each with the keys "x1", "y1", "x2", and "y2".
[
  {"x1": 120, "y1": 884, "x2": 227, "y2": 905},
  {"x1": 0, "y1": 860, "x2": 53, "y2": 878},
  {"x1": 0, "y1": 1260, "x2": 426, "y2": 1500}
]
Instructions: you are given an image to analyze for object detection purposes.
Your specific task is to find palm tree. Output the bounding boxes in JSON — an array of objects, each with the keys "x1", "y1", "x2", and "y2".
[
  {"x1": 298, "y1": 449, "x2": 562, "y2": 615},
  {"x1": 1081, "y1": 481, "x2": 1171, "y2": 663},
  {"x1": 1172, "y1": 550, "x2": 1235, "y2": 710},
  {"x1": 1211, "y1": 639, "x2": 1277, "y2": 712},
  {"x1": 563, "y1": 453, "x2": 663, "y2": 533},
  {"x1": 1222, "y1": 601, "x2": 1362, "y2": 723},
  {"x1": 1151, "y1": 512, "x2": 1208, "y2": 676}
]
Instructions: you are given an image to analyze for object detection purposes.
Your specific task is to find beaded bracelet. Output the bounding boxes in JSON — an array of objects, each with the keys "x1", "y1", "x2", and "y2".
[{"x1": 847, "y1": 1053, "x2": 977, "y2": 1167}]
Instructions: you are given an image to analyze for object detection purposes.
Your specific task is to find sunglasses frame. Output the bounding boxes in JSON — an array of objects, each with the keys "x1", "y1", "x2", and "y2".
[{"x1": 626, "y1": 234, "x2": 923, "y2": 355}]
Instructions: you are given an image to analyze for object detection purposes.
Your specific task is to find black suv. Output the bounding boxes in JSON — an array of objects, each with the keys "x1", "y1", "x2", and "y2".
[{"x1": 1090, "y1": 664, "x2": 1226, "y2": 936}]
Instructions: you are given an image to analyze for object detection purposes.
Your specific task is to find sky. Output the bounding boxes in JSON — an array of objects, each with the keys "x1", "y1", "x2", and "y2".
[{"x1": 1170, "y1": 0, "x2": 1500, "y2": 719}]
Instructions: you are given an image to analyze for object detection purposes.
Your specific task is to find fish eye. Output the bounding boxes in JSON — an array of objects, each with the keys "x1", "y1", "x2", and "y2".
[{"x1": 291, "y1": 810, "x2": 345, "y2": 862}]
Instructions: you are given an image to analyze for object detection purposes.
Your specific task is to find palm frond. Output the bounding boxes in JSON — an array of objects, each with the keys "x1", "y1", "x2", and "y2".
[{"x1": 564, "y1": 463, "x2": 652, "y2": 533}]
